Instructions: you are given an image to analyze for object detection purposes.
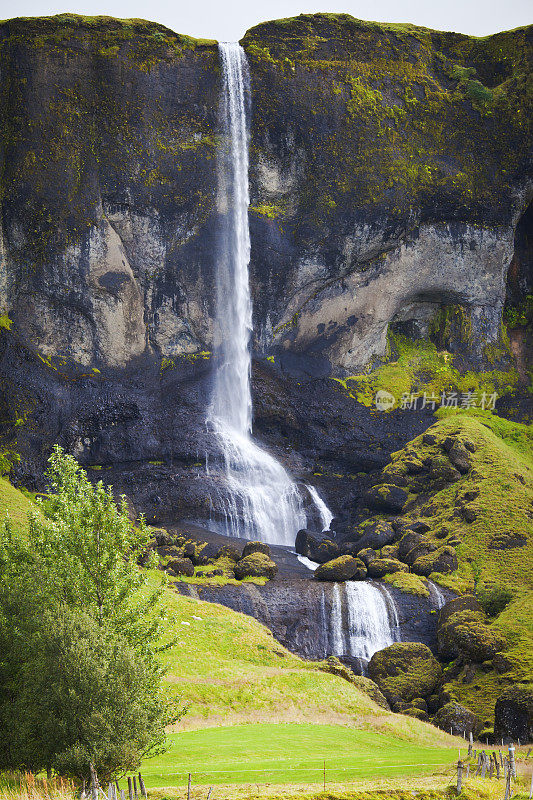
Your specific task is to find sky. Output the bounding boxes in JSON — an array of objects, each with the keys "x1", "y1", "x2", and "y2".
[{"x1": 1, "y1": 0, "x2": 531, "y2": 40}]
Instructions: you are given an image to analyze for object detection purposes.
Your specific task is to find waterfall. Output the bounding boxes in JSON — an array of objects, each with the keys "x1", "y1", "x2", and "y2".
[
  {"x1": 330, "y1": 584, "x2": 346, "y2": 654},
  {"x1": 428, "y1": 580, "x2": 446, "y2": 609},
  {"x1": 328, "y1": 581, "x2": 400, "y2": 668},
  {"x1": 208, "y1": 43, "x2": 330, "y2": 546},
  {"x1": 305, "y1": 485, "x2": 334, "y2": 531}
]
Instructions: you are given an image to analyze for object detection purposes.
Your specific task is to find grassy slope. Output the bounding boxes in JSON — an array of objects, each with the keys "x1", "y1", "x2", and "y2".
[
  {"x1": 0, "y1": 475, "x2": 32, "y2": 535},
  {"x1": 378, "y1": 409, "x2": 533, "y2": 727}
]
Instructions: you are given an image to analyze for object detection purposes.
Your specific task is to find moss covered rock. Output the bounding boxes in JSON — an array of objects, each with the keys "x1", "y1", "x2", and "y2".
[
  {"x1": 412, "y1": 545, "x2": 458, "y2": 576},
  {"x1": 242, "y1": 541, "x2": 271, "y2": 558},
  {"x1": 363, "y1": 484, "x2": 408, "y2": 513},
  {"x1": 494, "y1": 685, "x2": 533, "y2": 743},
  {"x1": 367, "y1": 557, "x2": 408, "y2": 578},
  {"x1": 368, "y1": 642, "x2": 443, "y2": 705},
  {"x1": 167, "y1": 557, "x2": 194, "y2": 577},
  {"x1": 438, "y1": 610, "x2": 506, "y2": 662},
  {"x1": 433, "y1": 701, "x2": 482, "y2": 736},
  {"x1": 314, "y1": 555, "x2": 367, "y2": 581},
  {"x1": 234, "y1": 552, "x2": 278, "y2": 580}
]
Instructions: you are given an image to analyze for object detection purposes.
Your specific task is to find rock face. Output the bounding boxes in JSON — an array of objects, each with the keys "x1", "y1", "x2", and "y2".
[
  {"x1": 178, "y1": 578, "x2": 445, "y2": 661},
  {"x1": 0, "y1": 13, "x2": 531, "y2": 524}
]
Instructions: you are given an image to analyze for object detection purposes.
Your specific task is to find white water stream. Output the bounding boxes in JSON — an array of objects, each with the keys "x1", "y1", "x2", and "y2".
[
  {"x1": 330, "y1": 581, "x2": 400, "y2": 665},
  {"x1": 208, "y1": 43, "x2": 330, "y2": 545}
]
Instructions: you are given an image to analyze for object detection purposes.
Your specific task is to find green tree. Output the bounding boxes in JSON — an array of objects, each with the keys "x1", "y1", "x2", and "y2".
[
  {"x1": 1, "y1": 605, "x2": 177, "y2": 782},
  {"x1": 0, "y1": 446, "x2": 179, "y2": 782}
]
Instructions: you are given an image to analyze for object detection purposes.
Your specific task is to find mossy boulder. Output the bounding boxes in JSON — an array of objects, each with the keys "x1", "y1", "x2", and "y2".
[
  {"x1": 234, "y1": 552, "x2": 278, "y2": 580},
  {"x1": 438, "y1": 596, "x2": 483, "y2": 628},
  {"x1": 438, "y1": 610, "x2": 506, "y2": 662},
  {"x1": 314, "y1": 555, "x2": 367, "y2": 582},
  {"x1": 362, "y1": 484, "x2": 408, "y2": 514},
  {"x1": 352, "y1": 519, "x2": 396, "y2": 550},
  {"x1": 295, "y1": 530, "x2": 338, "y2": 563},
  {"x1": 433, "y1": 701, "x2": 482, "y2": 736},
  {"x1": 242, "y1": 541, "x2": 271, "y2": 558},
  {"x1": 357, "y1": 547, "x2": 378, "y2": 566},
  {"x1": 367, "y1": 557, "x2": 408, "y2": 578},
  {"x1": 217, "y1": 545, "x2": 241, "y2": 562},
  {"x1": 443, "y1": 438, "x2": 472, "y2": 474},
  {"x1": 494, "y1": 685, "x2": 533, "y2": 743},
  {"x1": 167, "y1": 557, "x2": 194, "y2": 577},
  {"x1": 351, "y1": 676, "x2": 391, "y2": 710},
  {"x1": 412, "y1": 545, "x2": 458, "y2": 576},
  {"x1": 368, "y1": 642, "x2": 443, "y2": 705}
]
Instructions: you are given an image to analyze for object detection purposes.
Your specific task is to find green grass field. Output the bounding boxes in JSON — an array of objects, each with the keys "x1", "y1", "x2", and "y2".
[{"x1": 141, "y1": 723, "x2": 460, "y2": 788}]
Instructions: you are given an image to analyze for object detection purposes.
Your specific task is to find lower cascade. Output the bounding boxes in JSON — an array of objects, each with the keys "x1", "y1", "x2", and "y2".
[
  {"x1": 326, "y1": 581, "x2": 400, "y2": 669},
  {"x1": 207, "y1": 42, "x2": 329, "y2": 545}
]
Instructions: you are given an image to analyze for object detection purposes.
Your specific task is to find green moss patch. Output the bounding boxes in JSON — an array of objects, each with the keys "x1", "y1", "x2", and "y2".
[{"x1": 383, "y1": 572, "x2": 430, "y2": 598}]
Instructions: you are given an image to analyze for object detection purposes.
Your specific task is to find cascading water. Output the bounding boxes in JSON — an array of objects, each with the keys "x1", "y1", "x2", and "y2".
[
  {"x1": 305, "y1": 485, "x2": 334, "y2": 532},
  {"x1": 208, "y1": 43, "x2": 330, "y2": 545},
  {"x1": 428, "y1": 580, "x2": 446, "y2": 610},
  {"x1": 329, "y1": 581, "x2": 400, "y2": 668}
]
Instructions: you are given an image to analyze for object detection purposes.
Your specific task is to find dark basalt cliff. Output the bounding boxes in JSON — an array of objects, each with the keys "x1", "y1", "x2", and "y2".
[{"x1": 0, "y1": 13, "x2": 531, "y2": 519}]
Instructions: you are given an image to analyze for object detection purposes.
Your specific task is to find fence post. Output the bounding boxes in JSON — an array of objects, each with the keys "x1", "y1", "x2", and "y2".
[
  {"x1": 90, "y1": 765, "x2": 98, "y2": 800},
  {"x1": 457, "y1": 760, "x2": 463, "y2": 793},
  {"x1": 504, "y1": 765, "x2": 512, "y2": 800},
  {"x1": 469, "y1": 732, "x2": 473, "y2": 757},
  {"x1": 528, "y1": 770, "x2": 533, "y2": 800},
  {"x1": 132, "y1": 776, "x2": 138, "y2": 800},
  {"x1": 500, "y1": 751, "x2": 504, "y2": 768},
  {"x1": 481, "y1": 752, "x2": 487, "y2": 779},
  {"x1": 466, "y1": 764, "x2": 470, "y2": 778},
  {"x1": 187, "y1": 773, "x2": 191, "y2": 800},
  {"x1": 120, "y1": 793, "x2": 125, "y2": 800},
  {"x1": 207, "y1": 788, "x2": 212, "y2": 800},
  {"x1": 127, "y1": 777, "x2": 133, "y2": 800},
  {"x1": 138, "y1": 774, "x2": 147, "y2": 800},
  {"x1": 509, "y1": 743, "x2": 517, "y2": 779},
  {"x1": 323, "y1": 759, "x2": 326, "y2": 792}
]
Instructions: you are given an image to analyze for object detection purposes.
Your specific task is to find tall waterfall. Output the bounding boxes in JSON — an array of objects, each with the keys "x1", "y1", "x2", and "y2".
[
  {"x1": 208, "y1": 43, "x2": 325, "y2": 545},
  {"x1": 305, "y1": 485, "x2": 334, "y2": 532},
  {"x1": 329, "y1": 581, "x2": 400, "y2": 667}
]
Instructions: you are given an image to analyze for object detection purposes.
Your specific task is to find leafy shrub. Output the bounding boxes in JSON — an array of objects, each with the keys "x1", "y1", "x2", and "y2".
[{"x1": 478, "y1": 585, "x2": 514, "y2": 617}]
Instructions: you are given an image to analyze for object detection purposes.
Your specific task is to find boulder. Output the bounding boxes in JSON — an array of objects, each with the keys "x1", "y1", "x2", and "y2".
[
  {"x1": 234, "y1": 552, "x2": 278, "y2": 580},
  {"x1": 368, "y1": 642, "x2": 442, "y2": 705},
  {"x1": 295, "y1": 530, "x2": 338, "y2": 563},
  {"x1": 216, "y1": 545, "x2": 241, "y2": 562},
  {"x1": 242, "y1": 541, "x2": 271, "y2": 558},
  {"x1": 350, "y1": 519, "x2": 396, "y2": 550},
  {"x1": 427, "y1": 455, "x2": 462, "y2": 485},
  {"x1": 167, "y1": 557, "x2": 194, "y2": 577},
  {"x1": 401, "y1": 706, "x2": 429, "y2": 721},
  {"x1": 433, "y1": 702, "x2": 482, "y2": 736},
  {"x1": 423, "y1": 432, "x2": 438, "y2": 445},
  {"x1": 438, "y1": 596, "x2": 483, "y2": 628},
  {"x1": 404, "y1": 540, "x2": 438, "y2": 567},
  {"x1": 398, "y1": 530, "x2": 427, "y2": 561},
  {"x1": 357, "y1": 547, "x2": 378, "y2": 566},
  {"x1": 412, "y1": 546, "x2": 458, "y2": 576},
  {"x1": 362, "y1": 484, "x2": 408, "y2": 513},
  {"x1": 319, "y1": 658, "x2": 389, "y2": 709},
  {"x1": 438, "y1": 609, "x2": 506, "y2": 662},
  {"x1": 444, "y1": 439, "x2": 472, "y2": 473},
  {"x1": 314, "y1": 556, "x2": 367, "y2": 582},
  {"x1": 367, "y1": 558, "x2": 408, "y2": 578},
  {"x1": 494, "y1": 685, "x2": 533, "y2": 743}
]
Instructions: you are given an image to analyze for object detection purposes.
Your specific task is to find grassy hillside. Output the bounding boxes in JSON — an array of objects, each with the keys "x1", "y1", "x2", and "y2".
[
  {"x1": 0, "y1": 474, "x2": 32, "y2": 535},
  {"x1": 374, "y1": 409, "x2": 533, "y2": 728}
]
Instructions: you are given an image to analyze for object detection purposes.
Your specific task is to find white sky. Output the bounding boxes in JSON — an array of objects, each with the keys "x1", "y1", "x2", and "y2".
[{"x1": 1, "y1": 0, "x2": 531, "y2": 40}]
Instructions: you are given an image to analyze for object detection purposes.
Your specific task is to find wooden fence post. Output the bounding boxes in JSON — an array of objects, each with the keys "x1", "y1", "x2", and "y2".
[
  {"x1": 138, "y1": 773, "x2": 147, "y2": 799},
  {"x1": 481, "y1": 752, "x2": 487, "y2": 779},
  {"x1": 466, "y1": 764, "x2": 470, "y2": 778},
  {"x1": 187, "y1": 773, "x2": 191, "y2": 800},
  {"x1": 528, "y1": 770, "x2": 533, "y2": 800},
  {"x1": 127, "y1": 777, "x2": 133, "y2": 800},
  {"x1": 120, "y1": 792, "x2": 125, "y2": 800},
  {"x1": 323, "y1": 760, "x2": 326, "y2": 791},
  {"x1": 457, "y1": 760, "x2": 463, "y2": 793},
  {"x1": 90, "y1": 765, "x2": 98, "y2": 800},
  {"x1": 133, "y1": 776, "x2": 138, "y2": 799},
  {"x1": 509, "y1": 744, "x2": 517, "y2": 779},
  {"x1": 468, "y1": 732, "x2": 473, "y2": 757},
  {"x1": 206, "y1": 788, "x2": 212, "y2": 800},
  {"x1": 504, "y1": 765, "x2": 512, "y2": 800},
  {"x1": 500, "y1": 751, "x2": 504, "y2": 767}
]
